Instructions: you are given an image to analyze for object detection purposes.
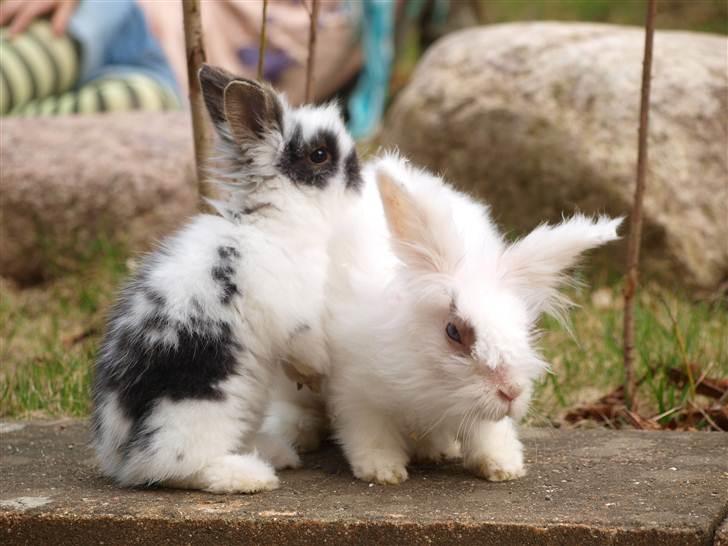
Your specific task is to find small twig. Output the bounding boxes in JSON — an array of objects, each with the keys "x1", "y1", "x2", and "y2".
[
  {"x1": 666, "y1": 365, "x2": 727, "y2": 400},
  {"x1": 257, "y1": 0, "x2": 269, "y2": 81},
  {"x1": 622, "y1": 0, "x2": 657, "y2": 411},
  {"x1": 305, "y1": 0, "x2": 320, "y2": 103},
  {"x1": 719, "y1": 389, "x2": 728, "y2": 406},
  {"x1": 688, "y1": 401, "x2": 724, "y2": 432},
  {"x1": 182, "y1": 0, "x2": 211, "y2": 203},
  {"x1": 651, "y1": 405, "x2": 682, "y2": 422}
]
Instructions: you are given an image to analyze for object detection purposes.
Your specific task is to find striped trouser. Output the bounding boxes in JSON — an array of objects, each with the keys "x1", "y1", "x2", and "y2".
[{"x1": 0, "y1": 21, "x2": 179, "y2": 116}]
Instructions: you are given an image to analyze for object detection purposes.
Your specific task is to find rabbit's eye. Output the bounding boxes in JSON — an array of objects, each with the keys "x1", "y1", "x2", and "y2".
[
  {"x1": 308, "y1": 147, "x2": 329, "y2": 164},
  {"x1": 446, "y1": 322, "x2": 462, "y2": 344}
]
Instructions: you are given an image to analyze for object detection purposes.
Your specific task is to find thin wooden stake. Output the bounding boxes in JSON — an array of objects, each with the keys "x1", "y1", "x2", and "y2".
[
  {"x1": 257, "y1": 0, "x2": 269, "y2": 81},
  {"x1": 623, "y1": 0, "x2": 657, "y2": 410},
  {"x1": 305, "y1": 0, "x2": 320, "y2": 103},
  {"x1": 182, "y1": 0, "x2": 211, "y2": 203}
]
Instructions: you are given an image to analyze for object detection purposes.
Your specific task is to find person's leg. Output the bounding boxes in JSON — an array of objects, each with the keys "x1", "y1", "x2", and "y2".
[
  {"x1": 0, "y1": 20, "x2": 78, "y2": 114},
  {"x1": 13, "y1": 72, "x2": 180, "y2": 116}
]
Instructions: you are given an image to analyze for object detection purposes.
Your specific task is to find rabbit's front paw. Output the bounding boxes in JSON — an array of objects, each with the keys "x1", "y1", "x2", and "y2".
[
  {"x1": 464, "y1": 448, "x2": 525, "y2": 482},
  {"x1": 352, "y1": 456, "x2": 409, "y2": 485}
]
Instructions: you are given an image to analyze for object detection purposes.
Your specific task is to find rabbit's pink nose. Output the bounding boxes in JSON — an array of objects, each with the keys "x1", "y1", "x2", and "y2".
[{"x1": 497, "y1": 386, "x2": 521, "y2": 403}]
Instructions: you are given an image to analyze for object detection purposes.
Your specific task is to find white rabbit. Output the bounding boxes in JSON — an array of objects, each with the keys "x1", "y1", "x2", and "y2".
[
  {"x1": 322, "y1": 154, "x2": 622, "y2": 485},
  {"x1": 91, "y1": 64, "x2": 363, "y2": 493}
]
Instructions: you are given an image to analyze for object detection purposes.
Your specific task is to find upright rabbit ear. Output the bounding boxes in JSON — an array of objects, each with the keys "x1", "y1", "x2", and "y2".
[
  {"x1": 223, "y1": 80, "x2": 284, "y2": 144},
  {"x1": 198, "y1": 64, "x2": 238, "y2": 129},
  {"x1": 376, "y1": 168, "x2": 454, "y2": 273},
  {"x1": 500, "y1": 214, "x2": 623, "y2": 319},
  {"x1": 198, "y1": 64, "x2": 283, "y2": 145}
]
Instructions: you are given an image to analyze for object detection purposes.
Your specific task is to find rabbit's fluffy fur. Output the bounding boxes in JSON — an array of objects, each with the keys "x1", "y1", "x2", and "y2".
[
  {"x1": 320, "y1": 155, "x2": 622, "y2": 484},
  {"x1": 92, "y1": 64, "x2": 622, "y2": 493},
  {"x1": 91, "y1": 65, "x2": 361, "y2": 493}
]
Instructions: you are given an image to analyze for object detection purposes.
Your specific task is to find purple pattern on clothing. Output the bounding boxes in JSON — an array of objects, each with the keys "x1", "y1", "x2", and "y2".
[{"x1": 238, "y1": 47, "x2": 295, "y2": 83}]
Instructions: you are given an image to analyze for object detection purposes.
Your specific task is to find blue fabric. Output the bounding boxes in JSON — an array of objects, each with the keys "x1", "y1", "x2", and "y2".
[
  {"x1": 346, "y1": 0, "x2": 394, "y2": 139},
  {"x1": 346, "y1": 0, "x2": 450, "y2": 140},
  {"x1": 67, "y1": 0, "x2": 179, "y2": 96}
]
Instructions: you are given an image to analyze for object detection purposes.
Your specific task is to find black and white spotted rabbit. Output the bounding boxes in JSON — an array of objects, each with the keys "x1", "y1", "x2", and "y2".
[{"x1": 91, "y1": 64, "x2": 362, "y2": 493}]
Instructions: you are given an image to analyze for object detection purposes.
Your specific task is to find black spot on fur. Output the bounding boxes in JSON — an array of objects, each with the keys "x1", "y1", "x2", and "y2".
[
  {"x1": 344, "y1": 149, "x2": 363, "y2": 191},
  {"x1": 212, "y1": 265, "x2": 238, "y2": 304},
  {"x1": 217, "y1": 246, "x2": 241, "y2": 260},
  {"x1": 277, "y1": 125, "x2": 340, "y2": 188},
  {"x1": 95, "y1": 314, "x2": 243, "y2": 426},
  {"x1": 241, "y1": 202, "x2": 274, "y2": 216},
  {"x1": 212, "y1": 246, "x2": 241, "y2": 304}
]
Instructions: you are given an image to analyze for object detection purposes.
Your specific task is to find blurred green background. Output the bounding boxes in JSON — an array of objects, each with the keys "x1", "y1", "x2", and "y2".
[{"x1": 473, "y1": 0, "x2": 727, "y2": 34}]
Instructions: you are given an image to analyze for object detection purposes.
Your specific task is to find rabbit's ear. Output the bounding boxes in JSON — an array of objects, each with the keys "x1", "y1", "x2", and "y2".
[
  {"x1": 376, "y1": 168, "x2": 452, "y2": 273},
  {"x1": 223, "y1": 80, "x2": 284, "y2": 144},
  {"x1": 500, "y1": 215, "x2": 623, "y2": 317},
  {"x1": 198, "y1": 64, "x2": 238, "y2": 131},
  {"x1": 198, "y1": 64, "x2": 283, "y2": 144}
]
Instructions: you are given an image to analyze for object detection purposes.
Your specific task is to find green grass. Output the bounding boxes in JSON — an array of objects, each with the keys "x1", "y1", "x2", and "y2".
[
  {"x1": 474, "y1": 0, "x2": 727, "y2": 35},
  {"x1": 0, "y1": 240, "x2": 129, "y2": 417},
  {"x1": 530, "y1": 282, "x2": 727, "y2": 426},
  {"x1": 1, "y1": 243, "x2": 726, "y2": 425}
]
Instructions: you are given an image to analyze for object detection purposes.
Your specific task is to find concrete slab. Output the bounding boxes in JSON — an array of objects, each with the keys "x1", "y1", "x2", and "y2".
[{"x1": 1, "y1": 420, "x2": 726, "y2": 545}]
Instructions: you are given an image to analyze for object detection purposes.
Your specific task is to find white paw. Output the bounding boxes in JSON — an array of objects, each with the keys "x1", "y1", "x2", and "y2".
[
  {"x1": 200, "y1": 454, "x2": 280, "y2": 494},
  {"x1": 464, "y1": 449, "x2": 526, "y2": 482},
  {"x1": 352, "y1": 456, "x2": 409, "y2": 485}
]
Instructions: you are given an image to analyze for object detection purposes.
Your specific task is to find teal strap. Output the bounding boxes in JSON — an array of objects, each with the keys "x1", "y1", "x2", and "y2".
[{"x1": 347, "y1": 0, "x2": 395, "y2": 139}]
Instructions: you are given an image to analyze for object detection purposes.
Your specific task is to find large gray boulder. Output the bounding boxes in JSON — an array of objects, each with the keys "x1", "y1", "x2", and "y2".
[
  {"x1": 383, "y1": 23, "x2": 728, "y2": 290},
  {"x1": 0, "y1": 112, "x2": 198, "y2": 283}
]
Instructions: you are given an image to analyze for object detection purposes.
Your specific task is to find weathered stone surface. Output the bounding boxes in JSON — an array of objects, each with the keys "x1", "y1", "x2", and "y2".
[
  {"x1": 1, "y1": 420, "x2": 727, "y2": 545},
  {"x1": 0, "y1": 112, "x2": 198, "y2": 284},
  {"x1": 383, "y1": 23, "x2": 728, "y2": 290}
]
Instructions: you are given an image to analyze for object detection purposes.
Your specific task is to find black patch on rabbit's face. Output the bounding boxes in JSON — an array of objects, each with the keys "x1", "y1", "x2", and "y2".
[
  {"x1": 277, "y1": 125, "x2": 340, "y2": 188},
  {"x1": 343, "y1": 149, "x2": 363, "y2": 191},
  {"x1": 212, "y1": 245, "x2": 241, "y2": 304}
]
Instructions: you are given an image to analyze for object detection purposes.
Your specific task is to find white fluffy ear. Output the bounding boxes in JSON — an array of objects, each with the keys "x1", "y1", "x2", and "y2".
[
  {"x1": 376, "y1": 168, "x2": 453, "y2": 273},
  {"x1": 500, "y1": 215, "x2": 623, "y2": 319}
]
